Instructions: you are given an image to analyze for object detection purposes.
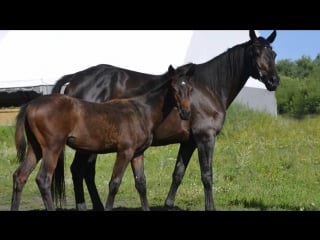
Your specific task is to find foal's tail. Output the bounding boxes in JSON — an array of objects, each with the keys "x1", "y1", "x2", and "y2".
[
  {"x1": 15, "y1": 104, "x2": 28, "y2": 163},
  {"x1": 15, "y1": 103, "x2": 66, "y2": 207},
  {"x1": 51, "y1": 74, "x2": 73, "y2": 94}
]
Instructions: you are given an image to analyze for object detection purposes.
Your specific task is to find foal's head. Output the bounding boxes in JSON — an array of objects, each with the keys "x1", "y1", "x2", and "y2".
[
  {"x1": 168, "y1": 64, "x2": 194, "y2": 120},
  {"x1": 247, "y1": 30, "x2": 280, "y2": 91}
]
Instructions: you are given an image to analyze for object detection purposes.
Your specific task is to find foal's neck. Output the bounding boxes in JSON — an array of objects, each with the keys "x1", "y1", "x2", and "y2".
[{"x1": 138, "y1": 84, "x2": 173, "y2": 129}]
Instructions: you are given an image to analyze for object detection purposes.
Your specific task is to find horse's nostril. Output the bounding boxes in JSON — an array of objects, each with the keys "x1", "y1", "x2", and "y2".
[{"x1": 180, "y1": 109, "x2": 191, "y2": 120}]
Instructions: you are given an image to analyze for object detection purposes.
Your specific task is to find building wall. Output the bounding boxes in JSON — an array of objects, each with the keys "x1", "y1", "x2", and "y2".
[{"x1": 234, "y1": 87, "x2": 277, "y2": 116}]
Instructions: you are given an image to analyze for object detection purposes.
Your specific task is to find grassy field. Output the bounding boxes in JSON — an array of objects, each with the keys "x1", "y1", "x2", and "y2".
[{"x1": 1, "y1": 103, "x2": 320, "y2": 211}]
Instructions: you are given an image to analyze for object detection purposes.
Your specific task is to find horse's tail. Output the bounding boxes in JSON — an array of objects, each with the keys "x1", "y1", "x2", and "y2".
[
  {"x1": 51, "y1": 149, "x2": 66, "y2": 208},
  {"x1": 51, "y1": 74, "x2": 73, "y2": 94},
  {"x1": 15, "y1": 104, "x2": 28, "y2": 163}
]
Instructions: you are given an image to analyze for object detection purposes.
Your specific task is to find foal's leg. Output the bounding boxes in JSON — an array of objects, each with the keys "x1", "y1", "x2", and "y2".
[
  {"x1": 105, "y1": 149, "x2": 133, "y2": 211},
  {"x1": 164, "y1": 139, "x2": 196, "y2": 209},
  {"x1": 11, "y1": 146, "x2": 38, "y2": 211},
  {"x1": 36, "y1": 149, "x2": 62, "y2": 211},
  {"x1": 71, "y1": 151, "x2": 103, "y2": 211},
  {"x1": 131, "y1": 155, "x2": 149, "y2": 211}
]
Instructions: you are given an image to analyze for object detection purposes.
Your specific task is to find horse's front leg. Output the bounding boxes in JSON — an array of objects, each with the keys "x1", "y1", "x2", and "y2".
[
  {"x1": 105, "y1": 149, "x2": 133, "y2": 211},
  {"x1": 165, "y1": 138, "x2": 196, "y2": 209},
  {"x1": 130, "y1": 154, "x2": 149, "y2": 211},
  {"x1": 194, "y1": 130, "x2": 216, "y2": 211}
]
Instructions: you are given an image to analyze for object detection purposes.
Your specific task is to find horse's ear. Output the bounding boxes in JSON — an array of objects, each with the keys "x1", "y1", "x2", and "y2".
[
  {"x1": 249, "y1": 30, "x2": 257, "y2": 40},
  {"x1": 186, "y1": 64, "x2": 195, "y2": 77},
  {"x1": 267, "y1": 30, "x2": 277, "y2": 43},
  {"x1": 168, "y1": 65, "x2": 175, "y2": 74}
]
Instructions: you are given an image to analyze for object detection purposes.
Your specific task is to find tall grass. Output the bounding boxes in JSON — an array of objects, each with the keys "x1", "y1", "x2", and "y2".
[{"x1": 1, "y1": 103, "x2": 320, "y2": 210}]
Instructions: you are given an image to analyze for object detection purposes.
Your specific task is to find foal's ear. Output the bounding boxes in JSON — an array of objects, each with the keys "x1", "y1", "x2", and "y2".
[
  {"x1": 168, "y1": 65, "x2": 175, "y2": 74},
  {"x1": 267, "y1": 30, "x2": 277, "y2": 43},
  {"x1": 186, "y1": 64, "x2": 195, "y2": 77},
  {"x1": 249, "y1": 30, "x2": 257, "y2": 40}
]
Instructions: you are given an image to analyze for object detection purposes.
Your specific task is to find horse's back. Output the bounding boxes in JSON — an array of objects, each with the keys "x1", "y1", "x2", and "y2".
[{"x1": 55, "y1": 63, "x2": 164, "y2": 102}]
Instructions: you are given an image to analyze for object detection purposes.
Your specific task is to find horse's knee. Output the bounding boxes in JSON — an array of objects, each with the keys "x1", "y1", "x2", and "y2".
[
  {"x1": 109, "y1": 178, "x2": 121, "y2": 195},
  {"x1": 201, "y1": 172, "x2": 213, "y2": 189},
  {"x1": 12, "y1": 170, "x2": 25, "y2": 191},
  {"x1": 172, "y1": 162, "x2": 186, "y2": 184},
  {"x1": 36, "y1": 175, "x2": 51, "y2": 194},
  {"x1": 35, "y1": 175, "x2": 44, "y2": 191},
  {"x1": 135, "y1": 177, "x2": 146, "y2": 194}
]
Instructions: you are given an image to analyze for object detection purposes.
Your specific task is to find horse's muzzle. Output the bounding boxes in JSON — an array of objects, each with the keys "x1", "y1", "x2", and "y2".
[
  {"x1": 263, "y1": 75, "x2": 280, "y2": 91},
  {"x1": 180, "y1": 109, "x2": 191, "y2": 120}
]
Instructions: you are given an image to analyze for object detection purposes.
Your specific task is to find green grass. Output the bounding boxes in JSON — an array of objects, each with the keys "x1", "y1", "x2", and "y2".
[{"x1": 1, "y1": 103, "x2": 320, "y2": 211}]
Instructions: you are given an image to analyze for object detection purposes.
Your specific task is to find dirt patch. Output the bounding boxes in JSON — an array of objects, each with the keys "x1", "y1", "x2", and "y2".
[
  {"x1": 0, "y1": 108, "x2": 19, "y2": 125},
  {"x1": 0, "y1": 205, "x2": 10, "y2": 211}
]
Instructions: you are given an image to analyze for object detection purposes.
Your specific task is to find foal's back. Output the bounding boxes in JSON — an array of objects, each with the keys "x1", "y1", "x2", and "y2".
[{"x1": 26, "y1": 93, "x2": 153, "y2": 153}]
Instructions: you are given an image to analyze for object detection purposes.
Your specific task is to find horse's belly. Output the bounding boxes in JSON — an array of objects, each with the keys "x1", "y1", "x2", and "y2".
[{"x1": 153, "y1": 108, "x2": 190, "y2": 146}]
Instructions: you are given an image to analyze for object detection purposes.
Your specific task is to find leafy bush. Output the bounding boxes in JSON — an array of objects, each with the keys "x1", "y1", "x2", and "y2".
[{"x1": 276, "y1": 55, "x2": 320, "y2": 118}]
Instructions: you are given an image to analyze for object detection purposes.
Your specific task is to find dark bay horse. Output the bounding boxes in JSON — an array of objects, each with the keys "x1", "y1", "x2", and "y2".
[
  {"x1": 11, "y1": 65, "x2": 193, "y2": 211},
  {"x1": 52, "y1": 30, "x2": 280, "y2": 211}
]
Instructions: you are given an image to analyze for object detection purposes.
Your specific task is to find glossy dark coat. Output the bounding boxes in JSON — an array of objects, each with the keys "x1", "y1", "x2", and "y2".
[
  {"x1": 11, "y1": 65, "x2": 193, "y2": 211},
  {"x1": 51, "y1": 30, "x2": 279, "y2": 211}
]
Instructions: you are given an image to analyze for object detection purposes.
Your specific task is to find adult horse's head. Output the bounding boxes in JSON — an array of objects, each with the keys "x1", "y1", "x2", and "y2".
[
  {"x1": 168, "y1": 64, "x2": 194, "y2": 120},
  {"x1": 247, "y1": 30, "x2": 280, "y2": 91}
]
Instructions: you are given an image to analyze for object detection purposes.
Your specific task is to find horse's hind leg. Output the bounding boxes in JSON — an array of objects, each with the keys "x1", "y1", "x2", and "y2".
[
  {"x1": 36, "y1": 149, "x2": 61, "y2": 211},
  {"x1": 11, "y1": 145, "x2": 38, "y2": 211},
  {"x1": 71, "y1": 152, "x2": 103, "y2": 211},
  {"x1": 84, "y1": 154, "x2": 104, "y2": 211},
  {"x1": 105, "y1": 149, "x2": 133, "y2": 211},
  {"x1": 131, "y1": 155, "x2": 149, "y2": 211}
]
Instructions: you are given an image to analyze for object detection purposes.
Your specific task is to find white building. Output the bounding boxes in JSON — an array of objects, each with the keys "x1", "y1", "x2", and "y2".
[{"x1": 0, "y1": 30, "x2": 277, "y2": 115}]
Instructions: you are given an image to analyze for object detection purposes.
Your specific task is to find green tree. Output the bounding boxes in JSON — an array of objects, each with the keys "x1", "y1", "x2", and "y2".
[
  {"x1": 275, "y1": 55, "x2": 320, "y2": 118},
  {"x1": 295, "y1": 56, "x2": 314, "y2": 79},
  {"x1": 313, "y1": 53, "x2": 320, "y2": 67},
  {"x1": 276, "y1": 59, "x2": 296, "y2": 78}
]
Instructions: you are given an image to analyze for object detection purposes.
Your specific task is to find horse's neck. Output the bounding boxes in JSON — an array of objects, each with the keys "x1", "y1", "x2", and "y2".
[
  {"x1": 120, "y1": 75, "x2": 165, "y2": 99},
  {"x1": 202, "y1": 43, "x2": 250, "y2": 109},
  {"x1": 137, "y1": 87, "x2": 171, "y2": 129}
]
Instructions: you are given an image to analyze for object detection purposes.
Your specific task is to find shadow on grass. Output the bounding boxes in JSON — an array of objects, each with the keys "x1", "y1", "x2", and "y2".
[{"x1": 30, "y1": 205, "x2": 188, "y2": 211}]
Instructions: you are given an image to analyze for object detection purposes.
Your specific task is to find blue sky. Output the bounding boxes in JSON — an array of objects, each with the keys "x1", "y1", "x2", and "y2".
[{"x1": 260, "y1": 30, "x2": 320, "y2": 62}]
